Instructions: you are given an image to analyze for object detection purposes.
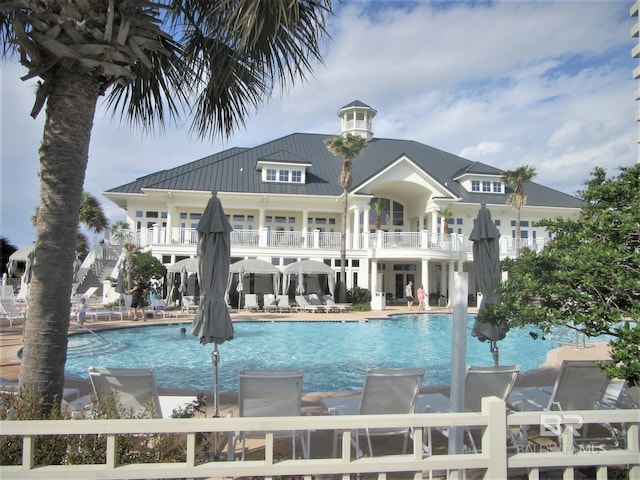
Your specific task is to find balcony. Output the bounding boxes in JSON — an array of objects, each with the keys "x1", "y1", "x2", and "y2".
[{"x1": 111, "y1": 227, "x2": 548, "y2": 257}]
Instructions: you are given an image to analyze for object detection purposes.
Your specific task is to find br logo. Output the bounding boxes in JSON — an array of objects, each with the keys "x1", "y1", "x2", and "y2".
[{"x1": 540, "y1": 413, "x2": 584, "y2": 437}]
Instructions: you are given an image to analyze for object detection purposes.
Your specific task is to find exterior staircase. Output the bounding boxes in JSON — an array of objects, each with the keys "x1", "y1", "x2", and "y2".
[{"x1": 75, "y1": 243, "x2": 122, "y2": 299}]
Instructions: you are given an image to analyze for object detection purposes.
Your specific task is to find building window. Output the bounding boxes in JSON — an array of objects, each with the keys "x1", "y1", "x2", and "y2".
[
  {"x1": 471, "y1": 180, "x2": 480, "y2": 192},
  {"x1": 292, "y1": 170, "x2": 302, "y2": 182},
  {"x1": 482, "y1": 181, "x2": 491, "y2": 192},
  {"x1": 266, "y1": 168, "x2": 276, "y2": 181},
  {"x1": 136, "y1": 210, "x2": 143, "y2": 218},
  {"x1": 279, "y1": 170, "x2": 289, "y2": 182},
  {"x1": 493, "y1": 181, "x2": 502, "y2": 193}
]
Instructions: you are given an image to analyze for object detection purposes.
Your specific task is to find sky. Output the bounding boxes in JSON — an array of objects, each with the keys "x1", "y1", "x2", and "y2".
[{"x1": 1, "y1": 0, "x2": 637, "y2": 249}]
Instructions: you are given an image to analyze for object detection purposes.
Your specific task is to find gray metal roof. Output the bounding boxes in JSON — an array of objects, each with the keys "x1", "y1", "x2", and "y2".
[{"x1": 105, "y1": 133, "x2": 582, "y2": 208}]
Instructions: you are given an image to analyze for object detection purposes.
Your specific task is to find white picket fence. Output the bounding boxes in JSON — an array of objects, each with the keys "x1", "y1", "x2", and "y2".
[{"x1": 1, "y1": 397, "x2": 638, "y2": 480}]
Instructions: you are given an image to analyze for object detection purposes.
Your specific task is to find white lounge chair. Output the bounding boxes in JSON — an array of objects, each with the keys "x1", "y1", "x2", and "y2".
[
  {"x1": 277, "y1": 295, "x2": 292, "y2": 312},
  {"x1": 230, "y1": 369, "x2": 309, "y2": 461},
  {"x1": 263, "y1": 294, "x2": 278, "y2": 312},
  {"x1": 150, "y1": 298, "x2": 173, "y2": 318},
  {"x1": 418, "y1": 364, "x2": 520, "y2": 453},
  {"x1": 322, "y1": 367, "x2": 425, "y2": 458},
  {"x1": 308, "y1": 293, "x2": 331, "y2": 312},
  {"x1": 243, "y1": 294, "x2": 260, "y2": 312},
  {"x1": 89, "y1": 367, "x2": 196, "y2": 419},
  {"x1": 294, "y1": 295, "x2": 321, "y2": 313},
  {"x1": 181, "y1": 295, "x2": 198, "y2": 313},
  {"x1": 323, "y1": 295, "x2": 352, "y2": 313},
  {"x1": 0, "y1": 298, "x2": 26, "y2": 327}
]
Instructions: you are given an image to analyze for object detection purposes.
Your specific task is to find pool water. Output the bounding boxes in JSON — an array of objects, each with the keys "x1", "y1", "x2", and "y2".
[{"x1": 65, "y1": 314, "x2": 559, "y2": 392}]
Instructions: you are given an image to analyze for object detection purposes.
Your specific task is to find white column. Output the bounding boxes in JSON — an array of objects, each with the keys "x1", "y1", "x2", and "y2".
[
  {"x1": 362, "y1": 206, "x2": 370, "y2": 249},
  {"x1": 448, "y1": 261, "x2": 455, "y2": 305},
  {"x1": 421, "y1": 258, "x2": 430, "y2": 310},
  {"x1": 370, "y1": 260, "x2": 378, "y2": 293},
  {"x1": 302, "y1": 209, "x2": 309, "y2": 247},
  {"x1": 352, "y1": 206, "x2": 360, "y2": 249},
  {"x1": 166, "y1": 200, "x2": 175, "y2": 243},
  {"x1": 431, "y1": 210, "x2": 439, "y2": 245}
]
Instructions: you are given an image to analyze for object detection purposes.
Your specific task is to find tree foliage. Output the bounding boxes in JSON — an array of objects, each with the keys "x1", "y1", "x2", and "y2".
[
  {"x1": 501, "y1": 165, "x2": 536, "y2": 256},
  {"x1": 2, "y1": 0, "x2": 332, "y2": 414},
  {"x1": 488, "y1": 165, "x2": 640, "y2": 385}
]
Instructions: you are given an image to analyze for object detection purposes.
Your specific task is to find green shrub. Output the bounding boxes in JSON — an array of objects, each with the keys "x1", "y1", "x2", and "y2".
[{"x1": 0, "y1": 388, "x2": 211, "y2": 467}]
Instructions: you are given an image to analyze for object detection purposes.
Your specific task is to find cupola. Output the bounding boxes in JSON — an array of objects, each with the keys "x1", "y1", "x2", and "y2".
[{"x1": 337, "y1": 100, "x2": 376, "y2": 141}]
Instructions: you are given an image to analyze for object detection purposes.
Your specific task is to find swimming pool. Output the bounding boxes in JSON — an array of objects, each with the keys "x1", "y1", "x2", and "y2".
[{"x1": 65, "y1": 314, "x2": 558, "y2": 392}]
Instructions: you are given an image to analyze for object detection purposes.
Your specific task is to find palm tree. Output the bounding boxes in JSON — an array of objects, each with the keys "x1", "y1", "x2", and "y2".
[
  {"x1": 502, "y1": 165, "x2": 537, "y2": 256},
  {"x1": 32, "y1": 191, "x2": 108, "y2": 258},
  {"x1": 371, "y1": 198, "x2": 384, "y2": 231},
  {"x1": 325, "y1": 133, "x2": 368, "y2": 302},
  {"x1": 439, "y1": 206, "x2": 453, "y2": 240},
  {"x1": 2, "y1": 0, "x2": 332, "y2": 412}
]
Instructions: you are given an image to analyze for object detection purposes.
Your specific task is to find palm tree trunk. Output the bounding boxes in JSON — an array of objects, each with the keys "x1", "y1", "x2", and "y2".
[
  {"x1": 515, "y1": 206, "x2": 521, "y2": 256},
  {"x1": 339, "y1": 187, "x2": 348, "y2": 303},
  {"x1": 19, "y1": 67, "x2": 100, "y2": 411}
]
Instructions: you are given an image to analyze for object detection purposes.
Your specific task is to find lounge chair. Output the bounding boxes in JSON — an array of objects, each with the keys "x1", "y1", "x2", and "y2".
[
  {"x1": 181, "y1": 295, "x2": 198, "y2": 313},
  {"x1": 277, "y1": 295, "x2": 292, "y2": 312},
  {"x1": 418, "y1": 364, "x2": 520, "y2": 453},
  {"x1": 150, "y1": 298, "x2": 173, "y2": 318},
  {"x1": 243, "y1": 293, "x2": 260, "y2": 312},
  {"x1": 0, "y1": 285, "x2": 15, "y2": 300},
  {"x1": 322, "y1": 367, "x2": 425, "y2": 458},
  {"x1": 263, "y1": 294, "x2": 279, "y2": 312},
  {"x1": 508, "y1": 360, "x2": 615, "y2": 447},
  {"x1": 308, "y1": 293, "x2": 331, "y2": 312},
  {"x1": 230, "y1": 369, "x2": 310, "y2": 461},
  {"x1": 0, "y1": 298, "x2": 26, "y2": 327},
  {"x1": 294, "y1": 295, "x2": 321, "y2": 313},
  {"x1": 323, "y1": 295, "x2": 352, "y2": 313},
  {"x1": 89, "y1": 367, "x2": 196, "y2": 419}
]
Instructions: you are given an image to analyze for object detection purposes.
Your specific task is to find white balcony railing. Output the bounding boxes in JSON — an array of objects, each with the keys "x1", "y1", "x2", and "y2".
[
  {"x1": 113, "y1": 227, "x2": 549, "y2": 257},
  {"x1": 1, "y1": 398, "x2": 638, "y2": 479}
]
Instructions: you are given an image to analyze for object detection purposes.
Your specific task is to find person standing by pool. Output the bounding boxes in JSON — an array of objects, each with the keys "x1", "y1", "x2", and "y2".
[
  {"x1": 406, "y1": 281, "x2": 414, "y2": 311},
  {"x1": 128, "y1": 278, "x2": 146, "y2": 321},
  {"x1": 417, "y1": 285, "x2": 425, "y2": 311},
  {"x1": 77, "y1": 297, "x2": 88, "y2": 324}
]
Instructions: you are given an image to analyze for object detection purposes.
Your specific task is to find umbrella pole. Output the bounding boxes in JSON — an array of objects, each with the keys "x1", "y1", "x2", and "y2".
[
  {"x1": 212, "y1": 344, "x2": 220, "y2": 418},
  {"x1": 490, "y1": 341, "x2": 499, "y2": 366}
]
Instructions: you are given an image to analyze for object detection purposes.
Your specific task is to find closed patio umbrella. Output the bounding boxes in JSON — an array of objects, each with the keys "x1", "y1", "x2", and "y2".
[
  {"x1": 470, "y1": 204, "x2": 507, "y2": 366},
  {"x1": 116, "y1": 265, "x2": 125, "y2": 307},
  {"x1": 236, "y1": 266, "x2": 244, "y2": 311},
  {"x1": 190, "y1": 193, "x2": 234, "y2": 417},
  {"x1": 295, "y1": 266, "x2": 305, "y2": 295}
]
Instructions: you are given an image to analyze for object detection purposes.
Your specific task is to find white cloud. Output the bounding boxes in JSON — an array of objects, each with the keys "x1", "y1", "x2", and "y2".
[{"x1": 1, "y1": 0, "x2": 637, "y2": 248}]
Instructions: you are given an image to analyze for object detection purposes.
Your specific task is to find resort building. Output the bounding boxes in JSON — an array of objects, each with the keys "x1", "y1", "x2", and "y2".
[{"x1": 103, "y1": 101, "x2": 582, "y2": 305}]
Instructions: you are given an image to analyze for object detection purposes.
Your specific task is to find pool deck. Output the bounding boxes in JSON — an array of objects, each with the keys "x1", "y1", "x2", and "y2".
[{"x1": 0, "y1": 304, "x2": 614, "y2": 478}]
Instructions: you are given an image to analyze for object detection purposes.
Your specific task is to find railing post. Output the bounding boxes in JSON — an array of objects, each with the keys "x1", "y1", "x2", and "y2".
[
  {"x1": 420, "y1": 230, "x2": 430, "y2": 249},
  {"x1": 259, "y1": 227, "x2": 269, "y2": 247},
  {"x1": 313, "y1": 229, "x2": 320, "y2": 248},
  {"x1": 481, "y1": 396, "x2": 507, "y2": 480}
]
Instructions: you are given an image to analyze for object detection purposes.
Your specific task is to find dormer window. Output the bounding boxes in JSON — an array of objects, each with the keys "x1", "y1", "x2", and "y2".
[
  {"x1": 256, "y1": 152, "x2": 311, "y2": 184},
  {"x1": 469, "y1": 178, "x2": 502, "y2": 193},
  {"x1": 260, "y1": 165, "x2": 306, "y2": 183}
]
